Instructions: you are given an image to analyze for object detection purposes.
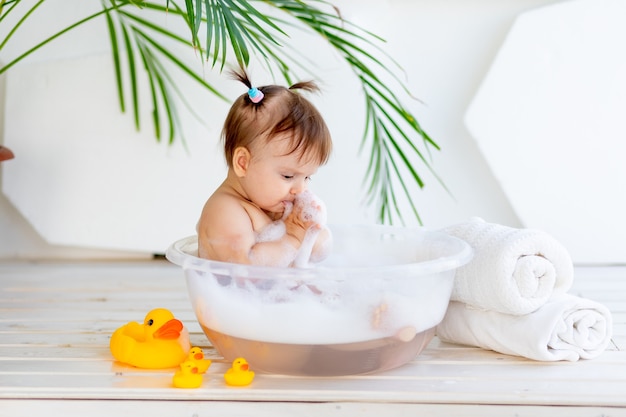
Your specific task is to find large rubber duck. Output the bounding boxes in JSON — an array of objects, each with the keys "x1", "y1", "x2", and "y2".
[
  {"x1": 187, "y1": 346, "x2": 212, "y2": 374},
  {"x1": 224, "y1": 357, "x2": 255, "y2": 386},
  {"x1": 110, "y1": 308, "x2": 190, "y2": 369},
  {"x1": 172, "y1": 360, "x2": 203, "y2": 388}
]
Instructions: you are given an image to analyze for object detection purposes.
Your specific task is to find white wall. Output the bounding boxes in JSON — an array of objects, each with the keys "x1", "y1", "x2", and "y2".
[{"x1": 0, "y1": 0, "x2": 564, "y2": 259}]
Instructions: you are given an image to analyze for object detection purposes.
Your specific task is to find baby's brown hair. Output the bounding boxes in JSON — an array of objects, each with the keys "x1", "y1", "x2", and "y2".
[{"x1": 222, "y1": 69, "x2": 332, "y2": 167}]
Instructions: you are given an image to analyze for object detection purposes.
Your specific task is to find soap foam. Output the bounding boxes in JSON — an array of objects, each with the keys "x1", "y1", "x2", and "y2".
[
  {"x1": 255, "y1": 190, "x2": 331, "y2": 268},
  {"x1": 186, "y1": 259, "x2": 453, "y2": 345}
]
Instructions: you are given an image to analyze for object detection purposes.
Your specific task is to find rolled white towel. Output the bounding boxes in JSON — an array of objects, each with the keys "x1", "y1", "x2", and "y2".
[
  {"x1": 442, "y1": 218, "x2": 574, "y2": 315},
  {"x1": 436, "y1": 293, "x2": 613, "y2": 361}
]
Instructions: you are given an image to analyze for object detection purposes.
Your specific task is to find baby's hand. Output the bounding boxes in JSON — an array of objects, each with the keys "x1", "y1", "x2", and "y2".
[
  {"x1": 295, "y1": 190, "x2": 327, "y2": 224},
  {"x1": 284, "y1": 190, "x2": 326, "y2": 238}
]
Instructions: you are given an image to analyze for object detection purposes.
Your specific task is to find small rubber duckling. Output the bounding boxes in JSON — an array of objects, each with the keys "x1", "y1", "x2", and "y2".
[
  {"x1": 187, "y1": 346, "x2": 212, "y2": 374},
  {"x1": 224, "y1": 357, "x2": 255, "y2": 386},
  {"x1": 110, "y1": 308, "x2": 190, "y2": 369},
  {"x1": 173, "y1": 360, "x2": 203, "y2": 388}
]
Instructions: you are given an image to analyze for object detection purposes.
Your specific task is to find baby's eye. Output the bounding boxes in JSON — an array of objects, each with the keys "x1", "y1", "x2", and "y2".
[
  {"x1": 282, "y1": 175, "x2": 294, "y2": 180},
  {"x1": 305, "y1": 176, "x2": 312, "y2": 182}
]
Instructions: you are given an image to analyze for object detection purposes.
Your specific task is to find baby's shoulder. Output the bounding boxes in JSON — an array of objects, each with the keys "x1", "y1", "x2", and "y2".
[
  {"x1": 201, "y1": 189, "x2": 267, "y2": 227},
  {"x1": 213, "y1": 191, "x2": 259, "y2": 215}
]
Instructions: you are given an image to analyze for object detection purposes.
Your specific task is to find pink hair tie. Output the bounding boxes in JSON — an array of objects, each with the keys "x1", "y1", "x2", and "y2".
[{"x1": 248, "y1": 87, "x2": 264, "y2": 104}]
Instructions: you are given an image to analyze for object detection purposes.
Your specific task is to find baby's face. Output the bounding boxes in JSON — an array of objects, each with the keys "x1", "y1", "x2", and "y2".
[{"x1": 242, "y1": 136, "x2": 320, "y2": 215}]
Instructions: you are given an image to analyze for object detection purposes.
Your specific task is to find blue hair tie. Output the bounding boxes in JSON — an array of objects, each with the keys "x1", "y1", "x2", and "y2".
[{"x1": 248, "y1": 87, "x2": 264, "y2": 104}]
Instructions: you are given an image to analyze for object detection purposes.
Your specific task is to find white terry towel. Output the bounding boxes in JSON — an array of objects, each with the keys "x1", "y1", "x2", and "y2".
[
  {"x1": 443, "y1": 218, "x2": 574, "y2": 315},
  {"x1": 436, "y1": 293, "x2": 613, "y2": 361}
]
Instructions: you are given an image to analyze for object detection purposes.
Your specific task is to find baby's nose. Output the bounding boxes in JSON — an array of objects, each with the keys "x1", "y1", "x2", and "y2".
[{"x1": 290, "y1": 180, "x2": 307, "y2": 194}]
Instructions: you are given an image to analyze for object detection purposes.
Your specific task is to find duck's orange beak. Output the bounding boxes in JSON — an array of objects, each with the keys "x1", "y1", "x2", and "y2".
[
  {"x1": 194, "y1": 352, "x2": 203, "y2": 360},
  {"x1": 240, "y1": 363, "x2": 249, "y2": 371},
  {"x1": 153, "y1": 318, "x2": 183, "y2": 340}
]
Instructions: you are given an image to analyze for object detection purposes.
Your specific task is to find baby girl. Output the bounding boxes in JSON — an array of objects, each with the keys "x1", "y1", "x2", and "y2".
[{"x1": 196, "y1": 69, "x2": 333, "y2": 267}]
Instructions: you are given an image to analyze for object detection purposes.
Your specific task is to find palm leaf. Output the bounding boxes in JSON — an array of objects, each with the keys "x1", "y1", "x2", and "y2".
[
  {"x1": 0, "y1": 0, "x2": 42, "y2": 50},
  {"x1": 121, "y1": 23, "x2": 140, "y2": 130},
  {"x1": 104, "y1": 7, "x2": 126, "y2": 112},
  {"x1": 136, "y1": 42, "x2": 163, "y2": 140},
  {"x1": 0, "y1": 2, "x2": 122, "y2": 75}
]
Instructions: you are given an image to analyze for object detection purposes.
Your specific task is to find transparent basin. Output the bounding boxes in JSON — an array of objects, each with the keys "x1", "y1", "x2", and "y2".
[{"x1": 166, "y1": 224, "x2": 472, "y2": 376}]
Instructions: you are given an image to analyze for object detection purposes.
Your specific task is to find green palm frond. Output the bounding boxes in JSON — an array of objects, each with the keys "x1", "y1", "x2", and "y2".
[
  {"x1": 104, "y1": 1, "x2": 228, "y2": 143},
  {"x1": 0, "y1": 0, "x2": 39, "y2": 49},
  {"x1": 1, "y1": 1, "x2": 111, "y2": 74},
  {"x1": 0, "y1": 0, "x2": 447, "y2": 225}
]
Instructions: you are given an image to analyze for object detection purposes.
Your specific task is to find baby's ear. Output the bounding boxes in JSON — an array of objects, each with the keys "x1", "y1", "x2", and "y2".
[{"x1": 232, "y1": 146, "x2": 251, "y2": 177}]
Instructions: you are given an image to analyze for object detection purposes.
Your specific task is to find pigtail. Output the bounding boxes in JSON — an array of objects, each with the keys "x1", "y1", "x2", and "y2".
[
  {"x1": 229, "y1": 68, "x2": 253, "y2": 89},
  {"x1": 230, "y1": 68, "x2": 265, "y2": 104},
  {"x1": 289, "y1": 80, "x2": 319, "y2": 94}
]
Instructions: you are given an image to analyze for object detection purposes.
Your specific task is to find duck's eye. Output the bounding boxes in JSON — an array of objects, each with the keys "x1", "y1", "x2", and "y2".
[{"x1": 147, "y1": 319, "x2": 154, "y2": 326}]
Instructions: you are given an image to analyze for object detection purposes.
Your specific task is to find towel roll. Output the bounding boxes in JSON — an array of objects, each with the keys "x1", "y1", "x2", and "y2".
[
  {"x1": 443, "y1": 218, "x2": 574, "y2": 315},
  {"x1": 436, "y1": 294, "x2": 613, "y2": 361}
]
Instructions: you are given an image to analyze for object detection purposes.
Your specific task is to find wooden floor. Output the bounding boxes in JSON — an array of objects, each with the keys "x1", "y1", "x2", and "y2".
[{"x1": 1, "y1": 261, "x2": 625, "y2": 416}]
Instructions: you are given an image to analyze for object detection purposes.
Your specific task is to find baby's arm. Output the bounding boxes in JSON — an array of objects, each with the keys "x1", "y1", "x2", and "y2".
[
  {"x1": 292, "y1": 224, "x2": 321, "y2": 268},
  {"x1": 309, "y1": 226, "x2": 332, "y2": 263}
]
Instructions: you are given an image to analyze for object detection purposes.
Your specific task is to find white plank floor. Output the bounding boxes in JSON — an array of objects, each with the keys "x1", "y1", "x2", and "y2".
[{"x1": 1, "y1": 261, "x2": 625, "y2": 416}]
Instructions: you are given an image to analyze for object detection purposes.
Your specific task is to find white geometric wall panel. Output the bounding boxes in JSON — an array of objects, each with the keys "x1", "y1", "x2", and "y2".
[{"x1": 465, "y1": 0, "x2": 626, "y2": 264}]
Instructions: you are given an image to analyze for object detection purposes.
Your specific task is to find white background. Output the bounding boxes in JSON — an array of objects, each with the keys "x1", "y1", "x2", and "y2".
[{"x1": 3, "y1": 0, "x2": 602, "y2": 261}]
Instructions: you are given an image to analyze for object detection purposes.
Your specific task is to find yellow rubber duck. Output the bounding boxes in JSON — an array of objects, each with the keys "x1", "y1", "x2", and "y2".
[
  {"x1": 187, "y1": 346, "x2": 212, "y2": 374},
  {"x1": 110, "y1": 308, "x2": 190, "y2": 369},
  {"x1": 172, "y1": 360, "x2": 203, "y2": 388},
  {"x1": 224, "y1": 357, "x2": 255, "y2": 386}
]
